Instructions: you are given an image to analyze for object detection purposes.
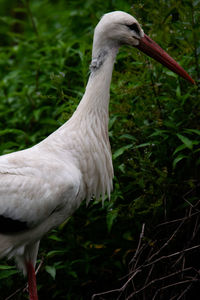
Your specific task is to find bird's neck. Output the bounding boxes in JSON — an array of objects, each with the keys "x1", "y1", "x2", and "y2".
[
  {"x1": 48, "y1": 47, "x2": 118, "y2": 201},
  {"x1": 73, "y1": 46, "x2": 119, "y2": 117}
]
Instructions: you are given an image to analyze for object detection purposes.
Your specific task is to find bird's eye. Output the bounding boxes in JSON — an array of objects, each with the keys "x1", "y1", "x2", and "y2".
[{"x1": 126, "y1": 23, "x2": 140, "y2": 35}]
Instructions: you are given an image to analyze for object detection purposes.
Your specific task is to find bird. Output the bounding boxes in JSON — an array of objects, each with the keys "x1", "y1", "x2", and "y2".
[{"x1": 0, "y1": 11, "x2": 194, "y2": 300}]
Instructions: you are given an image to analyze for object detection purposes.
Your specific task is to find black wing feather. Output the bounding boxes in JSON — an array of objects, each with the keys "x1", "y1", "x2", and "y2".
[{"x1": 0, "y1": 215, "x2": 28, "y2": 234}]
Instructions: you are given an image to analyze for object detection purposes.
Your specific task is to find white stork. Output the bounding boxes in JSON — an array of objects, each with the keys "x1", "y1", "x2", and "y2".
[{"x1": 0, "y1": 11, "x2": 194, "y2": 300}]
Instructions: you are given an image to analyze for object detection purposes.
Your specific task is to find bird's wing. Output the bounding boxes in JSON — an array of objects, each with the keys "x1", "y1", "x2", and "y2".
[{"x1": 0, "y1": 149, "x2": 81, "y2": 234}]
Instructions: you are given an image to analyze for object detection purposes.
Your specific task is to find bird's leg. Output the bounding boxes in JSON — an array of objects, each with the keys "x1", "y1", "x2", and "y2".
[{"x1": 26, "y1": 261, "x2": 38, "y2": 300}]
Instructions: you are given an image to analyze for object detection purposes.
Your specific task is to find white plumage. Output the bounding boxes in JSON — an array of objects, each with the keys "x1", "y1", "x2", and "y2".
[{"x1": 0, "y1": 11, "x2": 194, "y2": 299}]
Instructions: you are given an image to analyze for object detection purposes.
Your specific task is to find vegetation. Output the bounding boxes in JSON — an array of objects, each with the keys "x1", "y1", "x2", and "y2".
[{"x1": 0, "y1": 0, "x2": 199, "y2": 299}]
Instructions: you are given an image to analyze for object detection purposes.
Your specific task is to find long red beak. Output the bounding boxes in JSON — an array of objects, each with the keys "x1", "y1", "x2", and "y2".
[{"x1": 136, "y1": 34, "x2": 195, "y2": 85}]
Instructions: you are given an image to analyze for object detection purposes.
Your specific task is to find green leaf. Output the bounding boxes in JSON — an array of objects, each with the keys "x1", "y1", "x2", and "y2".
[
  {"x1": 48, "y1": 234, "x2": 63, "y2": 242},
  {"x1": 176, "y1": 85, "x2": 181, "y2": 99},
  {"x1": 123, "y1": 231, "x2": 134, "y2": 241},
  {"x1": 113, "y1": 144, "x2": 132, "y2": 160},
  {"x1": 173, "y1": 144, "x2": 187, "y2": 156},
  {"x1": 173, "y1": 155, "x2": 187, "y2": 169},
  {"x1": 177, "y1": 134, "x2": 193, "y2": 150},
  {"x1": 108, "y1": 115, "x2": 117, "y2": 130},
  {"x1": 45, "y1": 265, "x2": 56, "y2": 280},
  {"x1": 0, "y1": 265, "x2": 16, "y2": 270},
  {"x1": 184, "y1": 129, "x2": 200, "y2": 136},
  {"x1": 46, "y1": 250, "x2": 66, "y2": 257},
  {"x1": 119, "y1": 134, "x2": 137, "y2": 141},
  {"x1": 165, "y1": 70, "x2": 178, "y2": 78},
  {"x1": 0, "y1": 270, "x2": 18, "y2": 279},
  {"x1": 118, "y1": 163, "x2": 125, "y2": 173},
  {"x1": 133, "y1": 142, "x2": 151, "y2": 149},
  {"x1": 106, "y1": 209, "x2": 118, "y2": 233},
  {"x1": 150, "y1": 129, "x2": 168, "y2": 137},
  {"x1": 0, "y1": 129, "x2": 26, "y2": 136},
  {"x1": 68, "y1": 270, "x2": 78, "y2": 279}
]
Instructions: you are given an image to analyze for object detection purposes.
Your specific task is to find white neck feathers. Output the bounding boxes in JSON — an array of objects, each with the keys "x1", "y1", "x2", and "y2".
[{"x1": 48, "y1": 46, "x2": 119, "y2": 202}]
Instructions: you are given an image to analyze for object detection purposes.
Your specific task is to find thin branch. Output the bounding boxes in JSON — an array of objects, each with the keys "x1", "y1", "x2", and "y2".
[
  {"x1": 92, "y1": 270, "x2": 141, "y2": 300},
  {"x1": 129, "y1": 223, "x2": 145, "y2": 265},
  {"x1": 144, "y1": 244, "x2": 200, "y2": 269},
  {"x1": 157, "y1": 211, "x2": 199, "y2": 227},
  {"x1": 147, "y1": 219, "x2": 185, "y2": 263},
  {"x1": 152, "y1": 279, "x2": 199, "y2": 300},
  {"x1": 126, "y1": 268, "x2": 194, "y2": 300},
  {"x1": 35, "y1": 256, "x2": 44, "y2": 275},
  {"x1": 4, "y1": 285, "x2": 27, "y2": 300},
  {"x1": 144, "y1": 264, "x2": 154, "y2": 286},
  {"x1": 176, "y1": 274, "x2": 199, "y2": 300},
  {"x1": 92, "y1": 198, "x2": 200, "y2": 300}
]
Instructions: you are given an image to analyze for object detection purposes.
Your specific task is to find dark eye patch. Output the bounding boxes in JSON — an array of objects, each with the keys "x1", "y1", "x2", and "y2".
[{"x1": 126, "y1": 23, "x2": 140, "y2": 35}]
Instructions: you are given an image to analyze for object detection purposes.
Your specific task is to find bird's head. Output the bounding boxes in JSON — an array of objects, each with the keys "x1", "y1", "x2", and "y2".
[
  {"x1": 92, "y1": 11, "x2": 195, "y2": 84},
  {"x1": 93, "y1": 11, "x2": 143, "y2": 48}
]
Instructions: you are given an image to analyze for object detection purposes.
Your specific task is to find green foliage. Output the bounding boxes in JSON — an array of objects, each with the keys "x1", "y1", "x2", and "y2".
[{"x1": 0, "y1": 0, "x2": 199, "y2": 299}]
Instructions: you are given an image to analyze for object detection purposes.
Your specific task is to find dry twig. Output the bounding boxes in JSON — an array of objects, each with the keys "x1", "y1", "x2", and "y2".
[{"x1": 92, "y1": 196, "x2": 200, "y2": 300}]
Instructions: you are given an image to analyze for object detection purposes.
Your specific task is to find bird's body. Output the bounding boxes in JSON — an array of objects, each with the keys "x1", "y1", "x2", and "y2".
[
  {"x1": 0, "y1": 53, "x2": 114, "y2": 270},
  {"x1": 0, "y1": 11, "x2": 194, "y2": 300}
]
